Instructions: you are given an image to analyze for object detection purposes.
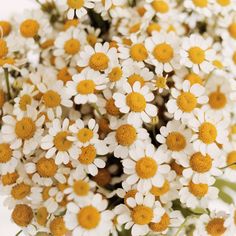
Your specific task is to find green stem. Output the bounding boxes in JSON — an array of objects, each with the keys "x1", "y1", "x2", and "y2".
[
  {"x1": 92, "y1": 104, "x2": 103, "y2": 117},
  {"x1": 174, "y1": 217, "x2": 189, "y2": 236},
  {"x1": 220, "y1": 162, "x2": 236, "y2": 169},
  {"x1": 4, "y1": 68, "x2": 11, "y2": 100},
  {"x1": 16, "y1": 230, "x2": 23, "y2": 236}
]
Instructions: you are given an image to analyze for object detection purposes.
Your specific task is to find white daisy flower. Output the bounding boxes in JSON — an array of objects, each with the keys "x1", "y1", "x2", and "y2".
[
  {"x1": 189, "y1": 108, "x2": 229, "y2": 156},
  {"x1": 145, "y1": 31, "x2": 180, "y2": 74},
  {"x1": 105, "y1": 117, "x2": 150, "y2": 159},
  {"x1": 180, "y1": 34, "x2": 216, "y2": 73},
  {"x1": 66, "y1": 68, "x2": 107, "y2": 105},
  {"x1": 151, "y1": 74, "x2": 169, "y2": 93},
  {"x1": 1, "y1": 106, "x2": 45, "y2": 155},
  {"x1": 179, "y1": 177, "x2": 219, "y2": 209},
  {"x1": 166, "y1": 80, "x2": 208, "y2": 121},
  {"x1": 65, "y1": 193, "x2": 113, "y2": 236},
  {"x1": 113, "y1": 82, "x2": 158, "y2": 125},
  {"x1": 123, "y1": 143, "x2": 170, "y2": 193},
  {"x1": 156, "y1": 120, "x2": 193, "y2": 166},
  {"x1": 213, "y1": 0, "x2": 236, "y2": 16},
  {"x1": 116, "y1": 192, "x2": 165, "y2": 236},
  {"x1": 77, "y1": 42, "x2": 118, "y2": 73},
  {"x1": 41, "y1": 118, "x2": 80, "y2": 165}
]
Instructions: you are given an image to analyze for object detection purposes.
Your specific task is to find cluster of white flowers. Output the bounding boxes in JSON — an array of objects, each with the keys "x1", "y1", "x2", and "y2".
[{"x1": 1, "y1": 0, "x2": 236, "y2": 235}]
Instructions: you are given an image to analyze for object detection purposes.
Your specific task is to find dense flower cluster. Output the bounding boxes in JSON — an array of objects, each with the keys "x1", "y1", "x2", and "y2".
[{"x1": 1, "y1": 0, "x2": 236, "y2": 235}]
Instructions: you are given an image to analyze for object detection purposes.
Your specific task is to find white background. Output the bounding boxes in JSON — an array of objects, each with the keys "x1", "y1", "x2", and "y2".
[{"x1": 0, "y1": 1, "x2": 38, "y2": 235}]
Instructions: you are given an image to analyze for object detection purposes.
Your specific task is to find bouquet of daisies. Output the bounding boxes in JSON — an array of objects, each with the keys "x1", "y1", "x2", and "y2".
[{"x1": 1, "y1": 0, "x2": 236, "y2": 235}]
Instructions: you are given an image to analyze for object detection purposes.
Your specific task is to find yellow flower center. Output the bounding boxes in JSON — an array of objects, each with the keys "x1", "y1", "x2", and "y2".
[
  {"x1": 131, "y1": 205, "x2": 154, "y2": 225},
  {"x1": 0, "y1": 21, "x2": 12, "y2": 37},
  {"x1": 2, "y1": 172, "x2": 19, "y2": 186},
  {"x1": 228, "y1": 23, "x2": 236, "y2": 39},
  {"x1": 79, "y1": 145, "x2": 96, "y2": 164},
  {"x1": 0, "y1": 57, "x2": 15, "y2": 66},
  {"x1": 64, "y1": 39, "x2": 80, "y2": 55},
  {"x1": 150, "y1": 180, "x2": 170, "y2": 196},
  {"x1": 87, "y1": 34, "x2": 97, "y2": 47},
  {"x1": 233, "y1": 52, "x2": 236, "y2": 64},
  {"x1": 184, "y1": 73, "x2": 203, "y2": 85},
  {"x1": 199, "y1": 122, "x2": 217, "y2": 144},
  {"x1": 77, "y1": 206, "x2": 101, "y2": 229},
  {"x1": 42, "y1": 187, "x2": 50, "y2": 201},
  {"x1": 89, "y1": 52, "x2": 109, "y2": 71},
  {"x1": 170, "y1": 160, "x2": 184, "y2": 176},
  {"x1": 177, "y1": 92, "x2": 197, "y2": 112},
  {"x1": 155, "y1": 76, "x2": 167, "y2": 89},
  {"x1": 130, "y1": 43, "x2": 148, "y2": 62},
  {"x1": 106, "y1": 98, "x2": 120, "y2": 116},
  {"x1": 188, "y1": 47, "x2": 205, "y2": 64},
  {"x1": 54, "y1": 131, "x2": 72, "y2": 152},
  {"x1": 124, "y1": 189, "x2": 138, "y2": 206},
  {"x1": 0, "y1": 89, "x2": 5, "y2": 108},
  {"x1": 0, "y1": 39, "x2": 8, "y2": 58},
  {"x1": 12, "y1": 204, "x2": 33, "y2": 227},
  {"x1": 40, "y1": 39, "x2": 54, "y2": 49},
  {"x1": 153, "y1": 43, "x2": 173, "y2": 63},
  {"x1": 67, "y1": 0, "x2": 84, "y2": 9},
  {"x1": 126, "y1": 92, "x2": 146, "y2": 112},
  {"x1": 19, "y1": 95, "x2": 32, "y2": 111},
  {"x1": 0, "y1": 143, "x2": 12, "y2": 163},
  {"x1": 192, "y1": 0, "x2": 208, "y2": 7},
  {"x1": 64, "y1": 19, "x2": 79, "y2": 30},
  {"x1": 149, "y1": 213, "x2": 170, "y2": 232},
  {"x1": 217, "y1": 0, "x2": 230, "y2": 6},
  {"x1": 15, "y1": 117, "x2": 36, "y2": 140},
  {"x1": 147, "y1": 23, "x2": 161, "y2": 35},
  {"x1": 209, "y1": 89, "x2": 227, "y2": 110},
  {"x1": 57, "y1": 67, "x2": 72, "y2": 83},
  {"x1": 129, "y1": 23, "x2": 141, "y2": 34},
  {"x1": 11, "y1": 183, "x2": 31, "y2": 200},
  {"x1": 166, "y1": 132, "x2": 186, "y2": 151},
  {"x1": 77, "y1": 80, "x2": 95, "y2": 95},
  {"x1": 128, "y1": 74, "x2": 145, "y2": 87},
  {"x1": 73, "y1": 180, "x2": 90, "y2": 196},
  {"x1": 43, "y1": 90, "x2": 61, "y2": 108},
  {"x1": 190, "y1": 152, "x2": 212, "y2": 173},
  {"x1": 151, "y1": 0, "x2": 169, "y2": 13},
  {"x1": 36, "y1": 207, "x2": 48, "y2": 226},
  {"x1": 77, "y1": 128, "x2": 94, "y2": 143},
  {"x1": 115, "y1": 124, "x2": 137, "y2": 146},
  {"x1": 213, "y1": 60, "x2": 224, "y2": 69},
  {"x1": 227, "y1": 151, "x2": 236, "y2": 170},
  {"x1": 206, "y1": 218, "x2": 226, "y2": 236},
  {"x1": 189, "y1": 181, "x2": 208, "y2": 198},
  {"x1": 20, "y1": 19, "x2": 39, "y2": 38},
  {"x1": 108, "y1": 67, "x2": 123, "y2": 82},
  {"x1": 36, "y1": 157, "x2": 58, "y2": 177},
  {"x1": 50, "y1": 217, "x2": 68, "y2": 236},
  {"x1": 135, "y1": 157, "x2": 158, "y2": 179}
]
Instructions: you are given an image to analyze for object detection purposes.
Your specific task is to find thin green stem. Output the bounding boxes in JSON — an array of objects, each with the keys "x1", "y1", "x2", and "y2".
[
  {"x1": 92, "y1": 104, "x2": 103, "y2": 117},
  {"x1": 4, "y1": 68, "x2": 11, "y2": 100},
  {"x1": 15, "y1": 230, "x2": 23, "y2": 236},
  {"x1": 174, "y1": 217, "x2": 189, "y2": 236},
  {"x1": 220, "y1": 162, "x2": 236, "y2": 169}
]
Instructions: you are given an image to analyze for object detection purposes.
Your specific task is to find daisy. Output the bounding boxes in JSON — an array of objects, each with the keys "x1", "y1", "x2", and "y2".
[
  {"x1": 151, "y1": 74, "x2": 169, "y2": 93},
  {"x1": 122, "y1": 144, "x2": 170, "y2": 193},
  {"x1": 179, "y1": 177, "x2": 219, "y2": 209},
  {"x1": 116, "y1": 192, "x2": 165, "y2": 236},
  {"x1": 64, "y1": 193, "x2": 113, "y2": 236},
  {"x1": 222, "y1": 39, "x2": 236, "y2": 74},
  {"x1": 156, "y1": 120, "x2": 193, "y2": 166},
  {"x1": 213, "y1": 0, "x2": 236, "y2": 15},
  {"x1": 41, "y1": 118, "x2": 80, "y2": 165},
  {"x1": 113, "y1": 82, "x2": 158, "y2": 125},
  {"x1": 166, "y1": 80, "x2": 208, "y2": 122},
  {"x1": 66, "y1": 68, "x2": 107, "y2": 105},
  {"x1": 1, "y1": 106, "x2": 45, "y2": 155},
  {"x1": 180, "y1": 34, "x2": 216, "y2": 73},
  {"x1": 105, "y1": 117, "x2": 150, "y2": 159},
  {"x1": 37, "y1": 79, "x2": 73, "y2": 120},
  {"x1": 189, "y1": 108, "x2": 229, "y2": 156},
  {"x1": 145, "y1": 31, "x2": 180, "y2": 74},
  {"x1": 77, "y1": 42, "x2": 118, "y2": 74}
]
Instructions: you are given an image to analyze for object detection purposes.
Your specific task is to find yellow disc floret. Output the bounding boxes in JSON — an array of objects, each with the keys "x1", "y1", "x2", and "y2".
[
  {"x1": 227, "y1": 151, "x2": 236, "y2": 170},
  {"x1": 89, "y1": 52, "x2": 109, "y2": 71},
  {"x1": 177, "y1": 92, "x2": 197, "y2": 112},
  {"x1": 199, "y1": 122, "x2": 217, "y2": 144},
  {"x1": 153, "y1": 43, "x2": 173, "y2": 63},
  {"x1": 50, "y1": 217, "x2": 68, "y2": 236},
  {"x1": 0, "y1": 21, "x2": 12, "y2": 37},
  {"x1": 206, "y1": 218, "x2": 226, "y2": 236},
  {"x1": 150, "y1": 180, "x2": 169, "y2": 196},
  {"x1": 115, "y1": 124, "x2": 137, "y2": 146},
  {"x1": 124, "y1": 189, "x2": 138, "y2": 206},
  {"x1": 128, "y1": 74, "x2": 145, "y2": 87},
  {"x1": 184, "y1": 73, "x2": 203, "y2": 85},
  {"x1": 106, "y1": 98, "x2": 121, "y2": 116},
  {"x1": 77, "y1": 128, "x2": 94, "y2": 143},
  {"x1": 108, "y1": 67, "x2": 123, "y2": 82},
  {"x1": 77, "y1": 206, "x2": 101, "y2": 229},
  {"x1": 217, "y1": 0, "x2": 230, "y2": 6},
  {"x1": 36, "y1": 157, "x2": 58, "y2": 177},
  {"x1": 228, "y1": 22, "x2": 236, "y2": 39},
  {"x1": 151, "y1": 0, "x2": 169, "y2": 13},
  {"x1": 20, "y1": 19, "x2": 39, "y2": 38},
  {"x1": 11, "y1": 183, "x2": 31, "y2": 200},
  {"x1": 77, "y1": 80, "x2": 95, "y2": 94},
  {"x1": 19, "y1": 95, "x2": 32, "y2": 111},
  {"x1": 15, "y1": 117, "x2": 36, "y2": 140},
  {"x1": 192, "y1": 0, "x2": 208, "y2": 7},
  {"x1": 79, "y1": 145, "x2": 96, "y2": 164},
  {"x1": 209, "y1": 89, "x2": 227, "y2": 110},
  {"x1": 0, "y1": 39, "x2": 8, "y2": 58},
  {"x1": 64, "y1": 39, "x2": 80, "y2": 55},
  {"x1": 166, "y1": 132, "x2": 186, "y2": 151},
  {"x1": 0, "y1": 143, "x2": 12, "y2": 163},
  {"x1": 190, "y1": 152, "x2": 212, "y2": 173},
  {"x1": 73, "y1": 180, "x2": 90, "y2": 196},
  {"x1": 130, "y1": 43, "x2": 148, "y2": 62},
  {"x1": 12, "y1": 204, "x2": 33, "y2": 227},
  {"x1": 67, "y1": 0, "x2": 84, "y2": 9},
  {"x1": 131, "y1": 205, "x2": 153, "y2": 225},
  {"x1": 126, "y1": 92, "x2": 146, "y2": 112},
  {"x1": 36, "y1": 207, "x2": 48, "y2": 226},
  {"x1": 54, "y1": 131, "x2": 72, "y2": 151},
  {"x1": 189, "y1": 181, "x2": 208, "y2": 198},
  {"x1": 57, "y1": 67, "x2": 72, "y2": 83},
  {"x1": 135, "y1": 157, "x2": 158, "y2": 179},
  {"x1": 188, "y1": 47, "x2": 205, "y2": 64},
  {"x1": 149, "y1": 213, "x2": 170, "y2": 232},
  {"x1": 43, "y1": 90, "x2": 61, "y2": 108}
]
